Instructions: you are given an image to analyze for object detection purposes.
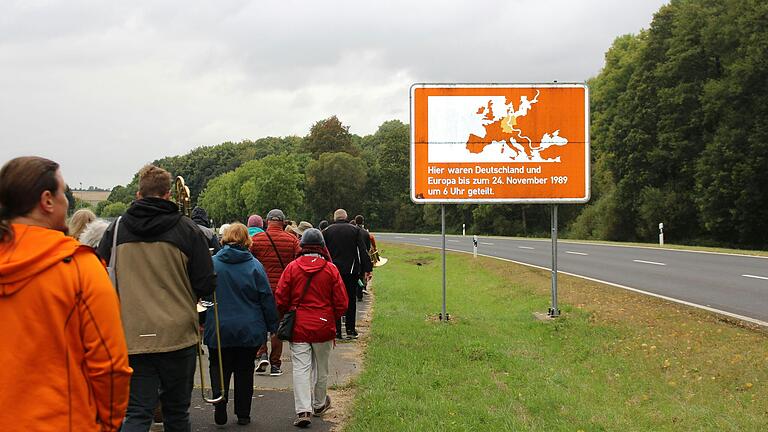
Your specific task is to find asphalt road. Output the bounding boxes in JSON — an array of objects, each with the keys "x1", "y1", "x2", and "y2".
[{"x1": 375, "y1": 233, "x2": 768, "y2": 326}]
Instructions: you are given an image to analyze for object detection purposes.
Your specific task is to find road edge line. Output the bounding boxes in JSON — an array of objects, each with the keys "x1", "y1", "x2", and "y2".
[
  {"x1": 400, "y1": 243, "x2": 768, "y2": 328},
  {"x1": 376, "y1": 232, "x2": 768, "y2": 260}
]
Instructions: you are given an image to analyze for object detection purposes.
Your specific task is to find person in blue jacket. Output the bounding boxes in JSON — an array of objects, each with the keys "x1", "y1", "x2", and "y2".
[{"x1": 205, "y1": 222, "x2": 279, "y2": 426}]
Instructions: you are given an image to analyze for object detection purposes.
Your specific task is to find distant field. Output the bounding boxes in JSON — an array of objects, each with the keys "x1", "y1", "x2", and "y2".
[
  {"x1": 72, "y1": 190, "x2": 110, "y2": 205},
  {"x1": 344, "y1": 243, "x2": 768, "y2": 431}
]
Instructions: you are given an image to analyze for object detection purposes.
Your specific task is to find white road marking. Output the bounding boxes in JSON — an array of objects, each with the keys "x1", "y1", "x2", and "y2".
[
  {"x1": 419, "y1": 238, "x2": 430, "y2": 241},
  {"x1": 376, "y1": 232, "x2": 768, "y2": 260},
  {"x1": 480, "y1": 242, "x2": 495, "y2": 246},
  {"x1": 742, "y1": 274, "x2": 768, "y2": 281},
  {"x1": 410, "y1": 244, "x2": 768, "y2": 328},
  {"x1": 633, "y1": 259, "x2": 666, "y2": 266},
  {"x1": 565, "y1": 251, "x2": 588, "y2": 256},
  {"x1": 448, "y1": 240, "x2": 460, "y2": 243},
  {"x1": 394, "y1": 236, "x2": 404, "y2": 239},
  {"x1": 518, "y1": 246, "x2": 534, "y2": 250}
]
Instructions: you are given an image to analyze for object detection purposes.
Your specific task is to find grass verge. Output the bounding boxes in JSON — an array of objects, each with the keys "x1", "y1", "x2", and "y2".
[{"x1": 344, "y1": 243, "x2": 768, "y2": 431}]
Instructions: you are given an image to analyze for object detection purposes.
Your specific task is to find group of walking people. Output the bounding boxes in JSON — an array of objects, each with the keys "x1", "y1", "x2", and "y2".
[{"x1": 0, "y1": 156, "x2": 373, "y2": 431}]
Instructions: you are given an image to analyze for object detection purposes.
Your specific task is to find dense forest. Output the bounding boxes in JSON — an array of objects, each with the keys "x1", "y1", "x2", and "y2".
[{"x1": 82, "y1": 0, "x2": 767, "y2": 249}]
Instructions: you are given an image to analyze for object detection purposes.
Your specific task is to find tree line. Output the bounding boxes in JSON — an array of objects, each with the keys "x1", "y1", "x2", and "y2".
[
  {"x1": 572, "y1": 0, "x2": 767, "y2": 248},
  {"x1": 86, "y1": 0, "x2": 767, "y2": 248}
]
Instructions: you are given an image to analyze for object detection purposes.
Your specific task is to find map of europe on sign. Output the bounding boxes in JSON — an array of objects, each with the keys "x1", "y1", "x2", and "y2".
[
  {"x1": 428, "y1": 93, "x2": 568, "y2": 163},
  {"x1": 411, "y1": 84, "x2": 589, "y2": 203}
]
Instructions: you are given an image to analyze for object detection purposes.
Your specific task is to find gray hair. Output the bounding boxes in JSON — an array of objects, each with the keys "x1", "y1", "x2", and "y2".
[
  {"x1": 333, "y1": 209, "x2": 347, "y2": 221},
  {"x1": 78, "y1": 219, "x2": 110, "y2": 248}
]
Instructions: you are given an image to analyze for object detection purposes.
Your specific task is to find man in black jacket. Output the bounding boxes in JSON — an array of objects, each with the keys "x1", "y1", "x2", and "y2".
[
  {"x1": 98, "y1": 164, "x2": 216, "y2": 432},
  {"x1": 322, "y1": 208, "x2": 372, "y2": 339},
  {"x1": 191, "y1": 206, "x2": 221, "y2": 253}
]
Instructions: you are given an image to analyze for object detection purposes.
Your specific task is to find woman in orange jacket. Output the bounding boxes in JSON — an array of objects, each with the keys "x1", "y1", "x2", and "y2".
[{"x1": 0, "y1": 157, "x2": 132, "y2": 431}]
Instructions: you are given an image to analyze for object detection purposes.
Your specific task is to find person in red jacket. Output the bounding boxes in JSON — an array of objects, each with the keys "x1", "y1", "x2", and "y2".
[
  {"x1": 0, "y1": 156, "x2": 132, "y2": 431},
  {"x1": 249, "y1": 208, "x2": 301, "y2": 376},
  {"x1": 275, "y1": 228, "x2": 348, "y2": 428}
]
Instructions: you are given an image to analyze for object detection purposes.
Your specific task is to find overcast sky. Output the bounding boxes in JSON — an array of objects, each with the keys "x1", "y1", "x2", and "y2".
[{"x1": 0, "y1": 0, "x2": 668, "y2": 188}]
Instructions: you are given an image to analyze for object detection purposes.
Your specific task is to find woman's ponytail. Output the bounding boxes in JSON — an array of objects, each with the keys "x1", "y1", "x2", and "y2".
[{"x1": 0, "y1": 207, "x2": 11, "y2": 242}]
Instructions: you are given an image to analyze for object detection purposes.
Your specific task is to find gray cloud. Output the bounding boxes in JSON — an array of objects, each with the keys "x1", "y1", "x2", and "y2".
[{"x1": 0, "y1": 0, "x2": 668, "y2": 188}]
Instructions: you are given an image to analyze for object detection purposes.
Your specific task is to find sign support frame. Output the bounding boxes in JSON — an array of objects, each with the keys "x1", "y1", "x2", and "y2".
[
  {"x1": 410, "y1": 82, "x2": 589, "y2": 322},
  {"x1": 440, "y1": 204, "x2": 449, "y2": 321},
  {"x1": 548, "y1": 204, "x2": 560, "y2": 317}
]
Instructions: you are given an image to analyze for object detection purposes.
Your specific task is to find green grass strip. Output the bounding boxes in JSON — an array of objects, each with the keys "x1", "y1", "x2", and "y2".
[{"x1": 344, "y1": 244, "x2": 768, "y2": 431}]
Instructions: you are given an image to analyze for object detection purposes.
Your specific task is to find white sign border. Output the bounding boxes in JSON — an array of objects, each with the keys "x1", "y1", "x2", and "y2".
[{"x1": 410, "y1": 82, "x2": 590, "y2": 204}]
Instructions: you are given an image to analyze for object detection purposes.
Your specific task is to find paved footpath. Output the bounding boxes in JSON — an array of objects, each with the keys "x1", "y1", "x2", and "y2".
[{"x1": 150, "y1": 293, "x2": 371, "y2": 432}]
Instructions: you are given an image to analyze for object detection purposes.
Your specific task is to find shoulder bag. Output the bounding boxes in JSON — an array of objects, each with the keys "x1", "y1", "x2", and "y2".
[
  {"x1": 276, "y1": 262, "x2": 326, "y2": 341},
  {"x1": 107, "y1": 216, "x2": 121, "y2": 292},
  {"x1": 264, "y1": 231, "x2": 286, "y2": 270}
]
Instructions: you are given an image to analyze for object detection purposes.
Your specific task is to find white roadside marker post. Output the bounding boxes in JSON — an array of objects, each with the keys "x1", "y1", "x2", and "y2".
[{"x1": 659, "y1": 222, "x2": 664, "y2": 246}]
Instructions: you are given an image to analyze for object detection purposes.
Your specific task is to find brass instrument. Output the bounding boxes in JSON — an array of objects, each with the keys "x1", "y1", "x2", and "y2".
[
  {"x1": 175, "y1": 176, "x2": 226, "y2": 405},
  {"x1": 370, "y1": 248, "x2": 388, "y2": 267},
  {"x1": 369, "y1": 248, "x2": 380, "y2": 265},
  {"x1": 174, "y1": 176, "x2": 192, "y2": 217},
  {"x1": 368, "y1": 234, "x2": 387, "y2": 267}
]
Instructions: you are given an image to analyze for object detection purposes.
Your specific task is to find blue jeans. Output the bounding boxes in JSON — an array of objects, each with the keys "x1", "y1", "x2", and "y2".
[{"x1": 121, "y1": 345, "x2": 197, "y2": 432}]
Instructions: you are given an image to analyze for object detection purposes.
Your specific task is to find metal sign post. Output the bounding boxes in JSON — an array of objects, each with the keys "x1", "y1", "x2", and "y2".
[
  {"x1": 549, "y1": 205, "x2": 560, "y2": 317},
  {"x1": 440, "y1": 204, "x2": 448, "y2": 321}
]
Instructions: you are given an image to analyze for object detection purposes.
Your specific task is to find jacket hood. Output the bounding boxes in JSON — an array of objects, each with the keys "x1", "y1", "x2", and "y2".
[
  {"x1": 294, "y1": 254, "x2": 329, "y2": 274},
  {"x1": 123, "y1": 197, "x2": 181, "y2": 237},
  {"x1": 215, "y1": 244, "x2": 254, "y2": 264},
  {"x1": 191, "y1": 207, "x2": 210, "y2": 227},
  {"x1": 299, "y1": 244, "x2": 331, "y2": 261},
  {"x1": 0, "y1": 224, "x2": 81, "y2": 296},
  {"x1": 197, "y1": 224, "x2": 215, "y2": 241}
]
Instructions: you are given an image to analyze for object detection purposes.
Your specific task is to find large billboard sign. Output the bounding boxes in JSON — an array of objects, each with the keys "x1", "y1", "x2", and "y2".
[{"x1": 410, "y1": 83, "x2": 589, "y2": 203}]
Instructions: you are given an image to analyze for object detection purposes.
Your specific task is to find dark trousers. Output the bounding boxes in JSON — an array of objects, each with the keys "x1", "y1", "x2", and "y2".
[
  {"x1": 208, "y1": 347, "x2": 258, "y2": 419},
  {"x1": 256, "y1": 311, "x2": 284, "y2": 367},
  {"x1": 336, "y1": 273, "x2": 359, "y2": 335},
  {"x1": 122, "y1": 345, "x2": 197, "y2": 432}
]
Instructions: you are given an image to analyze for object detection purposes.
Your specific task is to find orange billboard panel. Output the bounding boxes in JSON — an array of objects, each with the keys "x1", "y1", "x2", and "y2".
[{"x1": 410, "y1": 83, "x2": 590, "y2": 203}]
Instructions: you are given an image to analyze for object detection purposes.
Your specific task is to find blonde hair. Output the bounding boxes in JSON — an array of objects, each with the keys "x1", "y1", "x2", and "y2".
[
  {"x1": 221, "y1": 222, "x2": 252, "y2": 248},
  {"x1": 68, "y1": 208, "x2": 97, "y2": 240}
]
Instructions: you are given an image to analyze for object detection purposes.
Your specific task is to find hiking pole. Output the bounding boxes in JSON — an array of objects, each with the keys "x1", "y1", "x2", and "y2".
[
  {"x1": 195, "y1": 298, "x2": 225, "y2": 404},
  {"x1": 205, "y1": 291, "x2": 226, "y2": 404},
  {"x1": 177, "y1": 175, "x2": 225, "y2": 404}
]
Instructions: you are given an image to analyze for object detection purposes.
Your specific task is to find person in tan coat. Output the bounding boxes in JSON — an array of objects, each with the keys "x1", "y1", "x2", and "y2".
[
  {"x1": 0, "y1": 156, "x2": 132, "y2": 431},
  {"x1": 97, "y1": 165, "x2": 216, "y2": 431}
]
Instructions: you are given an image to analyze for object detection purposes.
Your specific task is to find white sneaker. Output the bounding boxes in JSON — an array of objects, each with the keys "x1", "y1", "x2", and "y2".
[{"x1": 255, "y1": 354, "x2": 269, "y2": 375}]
